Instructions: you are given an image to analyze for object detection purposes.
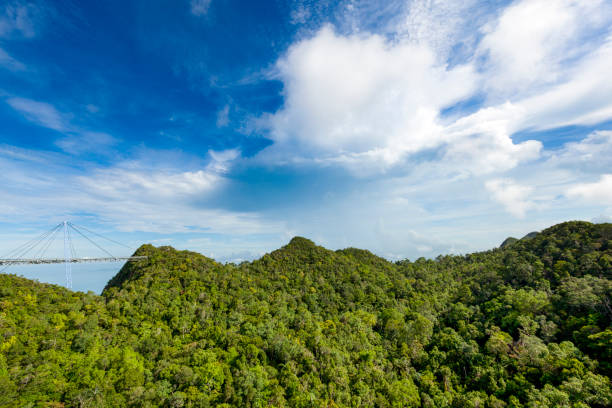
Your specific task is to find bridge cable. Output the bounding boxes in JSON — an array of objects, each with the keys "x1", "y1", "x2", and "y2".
[
  {"x1": 1, "y1": 229, "x2": 46, "y2": 258},
  {"x1": 34, "y1": 224, "x2": 62, "y2": 259},
  {"x1": 1, "y1": 223, "x2": 62, "y2": 259},
  {"x1": 38, "y1": 224, "x2": 64, "y2": 259},
  {"x1": 32, "y1": 224, "x2": 62, "y2": 259},
  {"x1": 68, "y1": 223, "x2": 115, "y2": 259},
  {"x1": 69, "y1": 223, "x2": 133, "y2": 249},
  {"x1": 0, "y1": 223, "x2": 61, "y2": 273},
  {"x1": 4, "y1": 224, "x2": 61, "y2": 261}
]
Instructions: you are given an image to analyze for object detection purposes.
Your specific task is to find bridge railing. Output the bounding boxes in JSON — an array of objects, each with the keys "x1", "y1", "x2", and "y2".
[{"x1": 0, "y1": 256, "x2": 148, "y2": 265}]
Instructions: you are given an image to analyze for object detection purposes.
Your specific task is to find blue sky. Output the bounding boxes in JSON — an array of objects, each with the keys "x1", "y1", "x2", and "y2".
[{"x1": 1, "y1": 0, "x2": 612, "y2": 291}]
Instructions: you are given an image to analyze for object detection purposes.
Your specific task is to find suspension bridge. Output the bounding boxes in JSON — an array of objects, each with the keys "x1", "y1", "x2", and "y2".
[{"x1": 0, "y1": 221, "x2": 146, "y2": 288}]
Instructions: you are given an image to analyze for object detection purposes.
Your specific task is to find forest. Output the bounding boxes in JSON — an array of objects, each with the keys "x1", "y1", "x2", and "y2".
[{"x1": 0, "y1": 221, "x2": 611, "y2": 407}]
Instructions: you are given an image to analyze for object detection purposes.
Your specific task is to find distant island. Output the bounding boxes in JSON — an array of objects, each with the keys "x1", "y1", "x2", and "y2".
[{"x1": 1, "y1": 221, "x2": 610, "y2": 407}]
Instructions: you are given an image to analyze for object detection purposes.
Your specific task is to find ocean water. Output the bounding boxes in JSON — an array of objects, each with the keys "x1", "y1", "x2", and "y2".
[{"x1": 2, "y1": 261, "x2": 127, "y2": 294}]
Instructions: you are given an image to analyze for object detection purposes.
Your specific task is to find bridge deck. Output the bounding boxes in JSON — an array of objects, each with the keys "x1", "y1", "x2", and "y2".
[{"x1": 0, "y1": 256, "x2": 147, "y2": 265}]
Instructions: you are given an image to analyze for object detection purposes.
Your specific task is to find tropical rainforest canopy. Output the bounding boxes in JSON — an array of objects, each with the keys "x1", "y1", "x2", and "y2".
[{"x1": 1, "y1": 221, "x2": 611, "y2": 407}]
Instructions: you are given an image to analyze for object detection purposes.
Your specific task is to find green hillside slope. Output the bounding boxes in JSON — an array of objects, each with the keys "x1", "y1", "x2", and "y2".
[{"x1": 1, "y1": 221, "x2": 610, "y2": 407}]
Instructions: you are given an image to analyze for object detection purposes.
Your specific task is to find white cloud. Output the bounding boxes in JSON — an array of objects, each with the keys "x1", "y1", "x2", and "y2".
[
  {"x1": 56, "y1": 132, "x2": 117, "y2": 155},
  {"x1": 258, "y1": 24, "x2": 547, "y2": 176},
  {"x1": 78, "y1": 156, "x2": 231, "y2": 200},
  {"x1": 592, "y1": 214, "x2": 612, "y2": 223},
  {"x1": 0, "y1": 1, "x2": 37, "y2": 38},
  {"x1": 253, "y1": 0, "x2": 612, "y2": 186},
  {"x1": 6, "y1": 97, "x2": 122, "y2": 155},
  {"x1": 566, "y1": 174, "x2": 612, "y2": 204},
  {"x1": 441, "y1": 103, "x2": 542, "y2": 175},
  {"x1": 399, "y1": 0, "x2": 478, "y2": 58},
  {"x1": 261, "y1": 25, "x2": 477, "y2": 168},
  {"x1": 290, "y1": 5, "x2": 311, "y2": 25},
  {"x1": 6, "y1": 97, "x2": 68, "y2": 131},
  {"x1": 548, "y1": 130, "x2": 612, "y2": 173},
  {"x1": 0, "y1": 47, "x2": 25, "y2": 70},
  {"x1": 190, "y1": 0, "x2": 211, "y2": 16},
  {"x1": 216, "y1": 104, "x2": 230, "y2": 127},
  {"x1": 479, "y1": 0, "x2": 606, "y2": 96},
  {"x1": 78, "y1": 167, "x2": 220, "y2": 205},
  {"x1": 0, "y1": 146, "x2": 275, "y2": 236},
  {"x1": 208, "y1": 148, "x2": 240, "y2": 173},
  {"x1": 518, "y1": 36, "x2": 612, "y2": 129},
  {"x1": 485, "y1": 178, "x2": 535, "y2": 218}
]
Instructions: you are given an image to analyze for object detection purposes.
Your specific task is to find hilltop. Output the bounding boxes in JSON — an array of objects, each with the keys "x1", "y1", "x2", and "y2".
[{"x1": 0, "y1": 221, "x2": 611, "y2": 407}]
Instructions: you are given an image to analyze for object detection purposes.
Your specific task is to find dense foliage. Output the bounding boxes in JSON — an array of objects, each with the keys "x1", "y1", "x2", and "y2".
[{"x1": 1, "y1": 221, "x2": 611, "y2": 407}]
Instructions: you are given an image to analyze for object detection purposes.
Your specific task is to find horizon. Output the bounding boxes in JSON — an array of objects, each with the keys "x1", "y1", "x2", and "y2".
[
  {"x1": 1, "y1": 0, "x2": 611, "y2": 292},
  {"x1": 4, "y1": 219, "x2": 607, "y2": 294}
]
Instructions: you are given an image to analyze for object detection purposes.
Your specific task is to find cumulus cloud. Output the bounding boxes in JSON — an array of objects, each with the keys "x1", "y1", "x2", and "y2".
[
  {"x1": 255, "y1": 0, "x2": 612, "y2": 184},
  {"x1": 260, "y1": 26, "x2": 477, "y2": 167},
  {"x1": 566, "y1": 174, "x2": 612, "y2": 204},
  {"x1": 485, "y1": 179, "x2": 535, "y2": 218},
  {"x1": 441, "y1": 104, "x2": 542, "y2": 175},
  {"x1": 258, "y1": 24, "x2": 547, "y2": 176}
]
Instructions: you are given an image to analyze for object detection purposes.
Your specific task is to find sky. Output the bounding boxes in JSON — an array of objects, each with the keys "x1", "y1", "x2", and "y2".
[{"x1": 1, "y1": 0, "x2": 612, "y2": 291}]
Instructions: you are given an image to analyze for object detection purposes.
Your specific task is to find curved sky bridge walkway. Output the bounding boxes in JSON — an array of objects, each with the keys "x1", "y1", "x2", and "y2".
[
  {"x1": 0, "y1": 257, "x2": 147, "y2": 265},
  {"x1": 0, "y1": 221, "x2": 145, "y2": 288}
]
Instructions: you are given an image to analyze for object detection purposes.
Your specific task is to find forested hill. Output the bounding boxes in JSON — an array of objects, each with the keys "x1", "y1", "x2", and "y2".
[{"x1": 1, "y1": 221, "x2": 611, "y2": 407}]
